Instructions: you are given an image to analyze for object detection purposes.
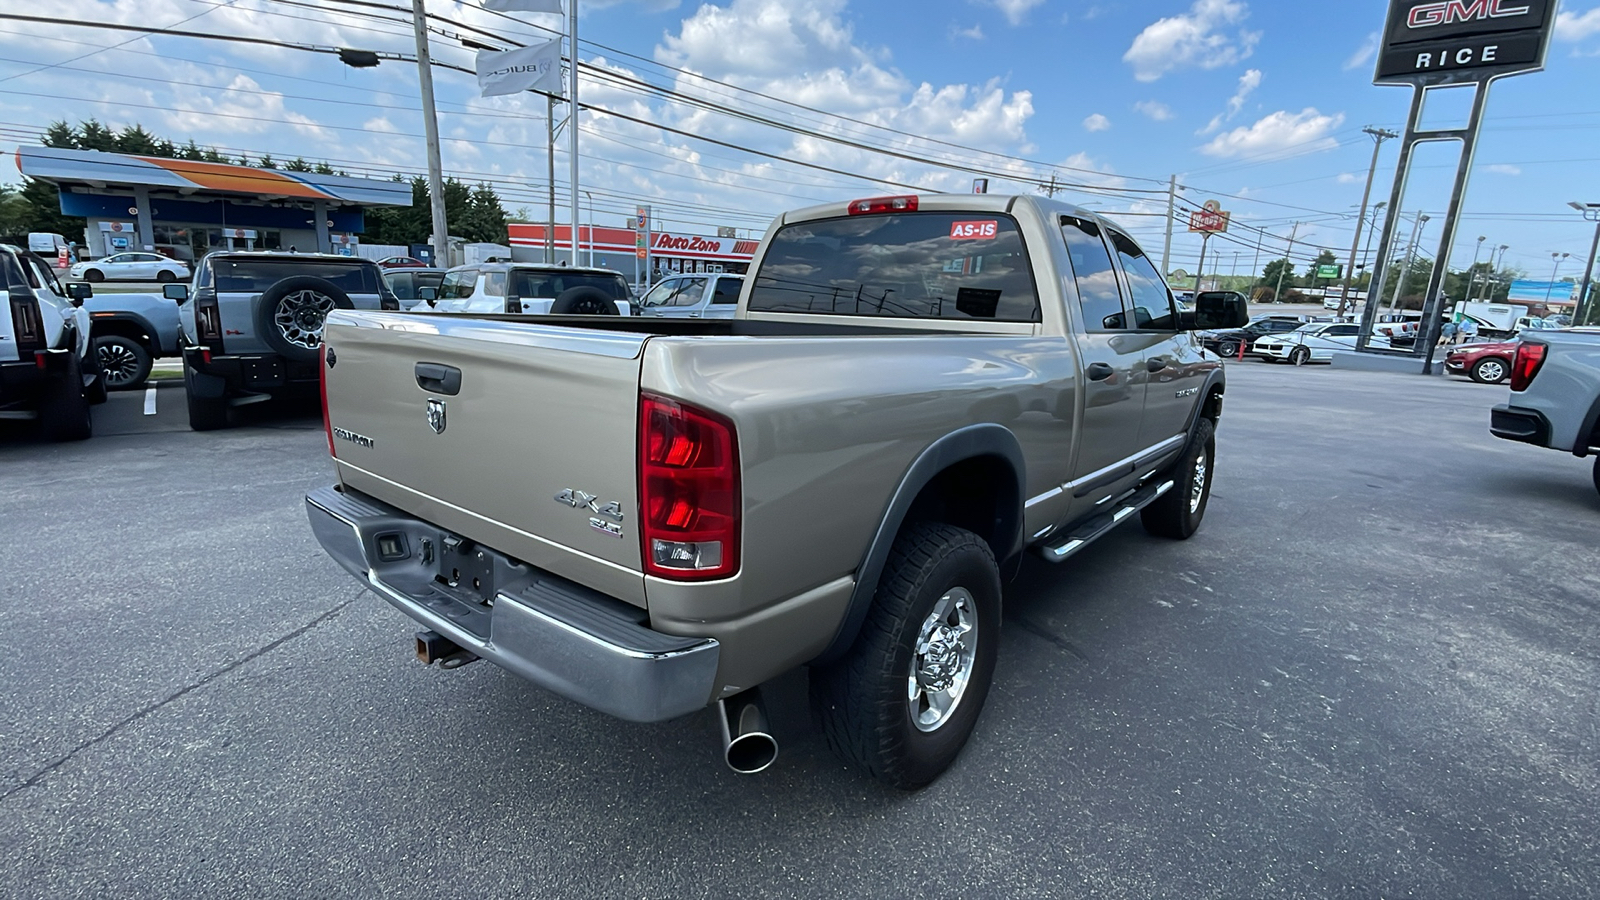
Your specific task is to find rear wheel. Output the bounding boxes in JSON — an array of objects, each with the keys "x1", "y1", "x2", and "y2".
[
  {"x1": 1470, "y1": 356, "x2": 1509, "y2": 384},
  {"x1": 94, "y1": 336, "x2": 153, "y2": 390},
  {"x1": 810, "y1": 522, "x2": 1001, "y2": 790},
  {"x1": 38, "y1": 352, "x2": 93, "y2": 442},
  {"x1": 1141, "y1": 417, "x2": 1215, "y2": 540}
]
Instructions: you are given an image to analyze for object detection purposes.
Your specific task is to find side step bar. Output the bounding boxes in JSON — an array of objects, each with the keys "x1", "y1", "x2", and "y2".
[{"x1": 1038, "y1": 479, "x2": 1175, "y2": 563}]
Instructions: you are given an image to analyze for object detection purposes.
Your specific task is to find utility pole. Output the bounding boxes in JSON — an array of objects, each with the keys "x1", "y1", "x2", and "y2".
[
  {"x1": 1462, "y1": 235, "x2": 1486, "y2": 318},
  {"x1": 1195, "y1": 233, "x2": 1210, "y2": 294},
  {"x1": 1389, "y1": 211, "x2": 1429, "y2": 313},
  {"x1": 411, "y1": 0, "x2": 449, "y2": 267},
  {"x1": 1042, "y1": 174, "x2": 1060, "y2": 197},
  {"x1": 1338, "y1": 126, "x2": 1397, "y2": 318},
  {"x1": 567, "y1": 0, "x2": 580, "y2": 267},
  {"x1": 1161, "y1": 175, "x2": 1176, "y2": 277},
  {"x1": 545, "y1": 94, "x2": 556, "y2": 263},
  {"x1": 1273, "y1": 221, "x2": 1300, "y2": 302},
  {"x1": 1570, "y1": 202, "x2": 1600, "y2": 326}
]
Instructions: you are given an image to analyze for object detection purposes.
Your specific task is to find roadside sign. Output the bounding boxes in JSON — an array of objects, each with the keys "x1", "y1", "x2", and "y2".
[
  {"x1": 1375, "y1": 0, "x2": 1557, "y2": 86},
  {"x1": 972, "y1": 178, "x2": 988, "y2": 194},
  {"x1": 1317, "y1": 264, "x2": 1341, "y2": 279},
  {"x1": 1187, "y1": 200, "x2": 1230, "y2": 234}
]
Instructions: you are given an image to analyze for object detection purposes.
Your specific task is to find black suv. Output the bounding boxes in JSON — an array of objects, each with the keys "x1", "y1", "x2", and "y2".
[{"x1": 170, "y1": 252, "x2": 399, "y2": 430}]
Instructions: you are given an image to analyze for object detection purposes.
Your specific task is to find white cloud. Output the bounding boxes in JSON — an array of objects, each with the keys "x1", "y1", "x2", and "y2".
[
  {"x1": 1199, "y1": 108, "x2": 1345, "y2": 158},
  {"x1": 1344, "y1": 32, "x2": 1380, "y2": 70},
  {"x1": 989, "y1": 0, "x2": 1046, "y2": 26},
  {"x1": 1123, "y1": 0, "x2": 1261, "y2": 82},
  {"x1": 1336, "y1": 172, "x2": 1360, "y2": 184},
  {"x1": 1198, "y1": 68, "x2": 1261, "y2": 134},
  {"x1": 1555, "y1": 8, "x2": 1600, "y2": 41},
  {"x1": 1134, "y1": 100, "x2": 1174, "y2": 121},
  {"x1": 951, "y1": 23, "x2": 985, "y2": 41},
  {"x1": 1083, "y1": 113, "x2": 1111, "y2": 132},
  {"x1": 1485, "y1": 164, "x2": 1522, "y2": 176}
]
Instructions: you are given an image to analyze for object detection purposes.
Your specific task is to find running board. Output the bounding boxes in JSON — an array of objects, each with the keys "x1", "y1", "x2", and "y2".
[{"x1": 1037, "y1": 480, "x2": 1176, "y2": 563}]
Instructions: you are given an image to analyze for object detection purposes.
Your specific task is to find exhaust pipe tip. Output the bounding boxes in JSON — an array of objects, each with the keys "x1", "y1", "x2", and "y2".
[{"x1": 718, "y1": 688, "x2": 779, "y2": 775}]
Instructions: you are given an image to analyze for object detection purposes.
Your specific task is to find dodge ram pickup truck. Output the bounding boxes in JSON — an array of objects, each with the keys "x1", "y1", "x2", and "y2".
[
  {"x1": 306, "y1": 194, "x2": 1248, "y2": 788},
  {"x1": 1488, "y1": 328, "x2": 1600, "y2": 496}
]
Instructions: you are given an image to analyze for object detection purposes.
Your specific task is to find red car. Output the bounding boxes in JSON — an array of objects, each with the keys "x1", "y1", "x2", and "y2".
[
  {"x1": 377, "y1": 256, "x2": 430, "y2": 269},
  {"x1": 1444, "y1": 339, "x2": 1519, "y2": 383}
]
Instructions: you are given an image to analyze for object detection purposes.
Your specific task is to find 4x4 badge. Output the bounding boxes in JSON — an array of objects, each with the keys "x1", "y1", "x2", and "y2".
[{"x1": 427, "y1": 398, "x2": 446, "y2": 434}]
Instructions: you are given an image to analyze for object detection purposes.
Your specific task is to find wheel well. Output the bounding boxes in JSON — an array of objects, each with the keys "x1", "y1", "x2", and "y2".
[
  {"x1": 1202, "y1": 383, "x2": 1224, "y2": 422},
  {"x1": 89, "y1": 319, "x2": 154, "y2": 350},
  {"x1": 899, "y1": 454, "x2": 1020, "y2": 568}
]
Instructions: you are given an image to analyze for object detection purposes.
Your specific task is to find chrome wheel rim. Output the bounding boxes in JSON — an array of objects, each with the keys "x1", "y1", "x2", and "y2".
[
  {"x1": 1189, "y1": 445, "x2": 1209, "y2": 514},
  {"x1": 1478, "y1": 360, "x2": 1505, "y2": 382},
  {"x1": 1291, "y1": 349, "x2": 1307, "y2": 366},
  {"x1": 908, "y1": 587, "x2": 978, "y2": 733},
  {"x1": 273, "y1": 290, "x2": 336, "y2": 350},
  {"x1": 96, "y1": 342, "x2": 141, "y2": 388}
]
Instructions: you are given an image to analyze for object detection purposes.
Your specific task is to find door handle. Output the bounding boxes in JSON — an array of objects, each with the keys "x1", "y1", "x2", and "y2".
[
  {"x1": 1086, "y1": 362, "x2": 1115, "y2": 382},
  {"x1": 689, "y1": 313, "x2": 701, "y2": 318},
  {"x1": 414, "y1": 362, "x2": 462, "y2": 395},
  {"x1": 1146, "y1": 357, "x2": 1168, "y2": 373}
]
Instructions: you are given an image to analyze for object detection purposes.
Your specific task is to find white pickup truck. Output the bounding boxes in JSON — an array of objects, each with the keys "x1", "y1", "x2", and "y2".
[{"x1": 1489, "y1": 328, "x2": 1600, "y2": 495}]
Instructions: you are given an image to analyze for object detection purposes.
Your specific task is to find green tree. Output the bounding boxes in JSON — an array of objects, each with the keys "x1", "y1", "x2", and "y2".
[
  {"x1": 460, "y1": 182, "x2": 509, "y2": 243},
  {"x1": 1259, "y1": 257, "x2": 1294, "y2": 298},
  {"x1": 257, "y1": 154, "x2": 278, "y2": 169},
  {"x1": 77, "y1": 119, "x2": 117, "y2": 151},
  {"x1": 178, "y1": 139, "x2": 205, "y2": 160},
  {"x1": 1301, "y1": 250, "x2": 1338, "y2": 287},
  {"x1": 312, "y1": 161, "x2": 337, "y2": 175},
  {"x1": 18, "y1": 177, "x2": 84, "y2": 237},
  {"x1": 42, "y1": 121, "x2": 78, "y2": 148},
  {"x1": 113, "y1": 124, "x2": 161, "y2": 155},
  {"x1": 0, "y1": 184, "x2": 35, "y2": 236},
  {"x1": 285, "y1": 157, "x2": 313, "y2": 172}
]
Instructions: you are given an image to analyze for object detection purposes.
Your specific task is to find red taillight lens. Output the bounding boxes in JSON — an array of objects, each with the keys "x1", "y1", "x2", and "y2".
[
  {"x1": 320, "y1": 343, "x2": 335, "y2": 457},
  {"x1": 1509, "y1": 342, "x2": 1547, "y2": 392},
  {"x1": 847, "y1": 195, "x2": 919, "y2": 215},
  {"x1": 638, "y1": 393, "x2": 740, "y2": 581}
]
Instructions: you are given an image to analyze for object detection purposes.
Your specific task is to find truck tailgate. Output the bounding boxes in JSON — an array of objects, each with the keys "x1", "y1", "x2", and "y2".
[{"x1": 321, "y1": 311, "x2": 648, "y2": 606}]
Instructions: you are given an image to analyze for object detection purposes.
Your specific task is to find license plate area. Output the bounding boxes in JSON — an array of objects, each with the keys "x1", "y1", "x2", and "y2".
[{"x1": 434, "y1": 534, "x2": 497, "y2": 606}]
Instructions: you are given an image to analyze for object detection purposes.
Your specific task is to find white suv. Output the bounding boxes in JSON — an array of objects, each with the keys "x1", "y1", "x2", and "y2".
[
  {"x1": 421, "y1": 263, "x2": 633, "y2": 316},
  {"x1": 2, "y1": 245, "x2": 105, "y2": 440},
  {"x1": 637, "y1": 273, "x2": 743, "y2": 319}
]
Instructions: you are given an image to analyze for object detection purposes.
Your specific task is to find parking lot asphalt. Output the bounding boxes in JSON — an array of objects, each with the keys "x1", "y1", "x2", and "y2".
[{"x1": 1, "y1": 362, "x2": 1595, "y2": 899}]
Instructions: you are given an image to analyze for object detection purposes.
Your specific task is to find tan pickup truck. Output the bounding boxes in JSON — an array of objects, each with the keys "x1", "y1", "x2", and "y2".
[{"x1": 306, "y1": 193, "x2": 1248, "y2": 788}]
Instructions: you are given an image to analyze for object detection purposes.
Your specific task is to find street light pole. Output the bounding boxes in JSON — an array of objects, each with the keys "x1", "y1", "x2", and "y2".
[
  {"x1": 1390, "y1": 212, "x2": 1429, "y2": 313},
  {"x1": 567, "y1": 0, "x2": 580, "y2": 273},
  {"x1": 1462, "y1": 235, "x2": 1486, "y2": 319},
  {"x1": 1483, "y1": 244, "x2": 1509, "y2": 301},
  {"x1": 411, "y1": 0, "x2": 449, "y2": 267},
  {"x1": 1546, "y1": 251, "x2": 1571, "y2": 305},
  {"x1": 1339, "y1": 126, "x2": 1398, "y2": 318},
  {"x1": 1569, "y1": 202, "x2": 1600, "y2": 326}
]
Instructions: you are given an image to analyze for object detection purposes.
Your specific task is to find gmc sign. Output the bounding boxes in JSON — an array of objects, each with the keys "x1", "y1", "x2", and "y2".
[{"x1": 1376, "y1": 0, "x2": 1555, "y2": 84}]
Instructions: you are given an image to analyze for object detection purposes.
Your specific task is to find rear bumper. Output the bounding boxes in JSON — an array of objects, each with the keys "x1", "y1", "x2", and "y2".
[
  {"x1": 184, "y1": 346, "x2": 317, "y2": 391},
  {"x1": 305, "y1": 484, "x2": 720, "y2": 723},
  {"x1": 1490, "y1": 404, "x2": 1551, "y2": 447},
  {"x1": 0, "y1": 351, "x2": 73, "y2": 406}
]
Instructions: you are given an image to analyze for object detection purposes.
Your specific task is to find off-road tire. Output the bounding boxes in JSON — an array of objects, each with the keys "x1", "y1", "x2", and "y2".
[
  {"x1": 550, "y1": 286, "x2": 619, "y2": 315},
  {"x1": 183, "y1": 363, "x2": 229, "y2": 431},
  {"x1": 94, "y1": 335, "x2": 153, "y2": 391},
  {"x1": 1470, "y1": 356, "x2": 1509, "y2": 384},
  {"x1": 254, "y1": 276, "x2": 353, "y2": 363},
  {"x1": 38, "y1": 351, "x2": 93, "y2": 442},
  {"x1": 810, "y1": 522, "x2": 1001, "y2": 790},
  {"x1": 1141, "y1": 416, "x2": 1216, "y2": 540}
]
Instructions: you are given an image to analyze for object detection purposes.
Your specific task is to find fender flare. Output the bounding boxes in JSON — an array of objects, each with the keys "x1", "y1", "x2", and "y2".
[
  {"x1": 1185, "y1": 367, "x2": 1227, "y2": 434},
  {"x1": 811, "y1": 423, "x2": 1026, "y2": 665},
  {"x1": 1575, "y1": 393, "x2": 1600, "y2": 458},
  {"x1": 88, "y1": 311, "x2": 164, "y2": 354}
]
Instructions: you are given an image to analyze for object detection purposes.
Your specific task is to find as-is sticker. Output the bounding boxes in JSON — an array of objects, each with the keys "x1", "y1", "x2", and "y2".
[{"x1": 950, "y1": 220, "x2": 999, "y2": 240}]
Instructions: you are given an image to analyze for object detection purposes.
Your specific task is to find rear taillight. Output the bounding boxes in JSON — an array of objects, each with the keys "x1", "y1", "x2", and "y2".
[
  {"x1": 8, "y1": 293, "x2": 44, "y2": 354},
  {"x1": 638, "y1": 393, "x2": 740, "y2": 581},
  {"x1": 848, "y1": 195, "x2": 919, "y2": 215},
  {"x1": 1510, "y1": 342, "x2": 1547, "y2": 392},
  {"x1": 320, "y1": 343, "x2": 335, "y2": 457},
  {"x1": 195, "y1": 291, "x2": 223, "y2": 348}
]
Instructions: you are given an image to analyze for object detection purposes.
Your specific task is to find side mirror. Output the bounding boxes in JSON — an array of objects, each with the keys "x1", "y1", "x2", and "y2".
[
  {"x1": 418, "y1": 286, "x2": 438, "y2": 306},
  {"x1": 163, "y1": 283, "x2": 189, "y2": 302},
  {"x1": 66, "y1": 282, "x2": 93, "y2": 302},
  {"x1": 1187, "y1": 292, "x2": 1249, "y2": 330}
]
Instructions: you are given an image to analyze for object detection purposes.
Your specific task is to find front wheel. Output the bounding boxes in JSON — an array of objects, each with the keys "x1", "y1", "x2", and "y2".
[
  {"x1": 83, "y1": 269, "x2": 105, "y2": 283},
  {"x1": 94, "y1": 336, "x2": 153, "y2": 390},
  {"x1": 1592, "y1": 457, "x2": 1600, "y2": 499},
  {"x1": 1218, "y1": 341, "x2": 1239, "y2": 358},
  {"x1": 156, "y1": 270, "x2": 176, "y2": 283},
  {"x1": 810, "y1": 523, "x2": 1001, "y2": 790},
  {"x1": 1141, "y1": 416, "x2": 1215, "y2": 539},
  {"x1": 1290, "y1": 347, "x2": 1310, "y2": 366}
]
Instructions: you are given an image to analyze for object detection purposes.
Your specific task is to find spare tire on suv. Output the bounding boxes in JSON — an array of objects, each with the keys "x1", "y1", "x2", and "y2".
[
  {"x1": 550, "y1": 286, "x2": 619, "y2": 315},
  {"x1": 255, "y1": 275, "x2": 353, "y2": 362}
]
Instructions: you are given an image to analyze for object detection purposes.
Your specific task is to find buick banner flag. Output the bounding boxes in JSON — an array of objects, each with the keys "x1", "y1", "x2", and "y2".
[
  {"x1": 1375, "y1": 0, "x2": 1557, "y2": 85},
  {"x1": 481, "y1": 0, "x2": 563, "y2": 12},
  {"x1": 476, "y1": 39, "x2": 563, "y2": 98}
]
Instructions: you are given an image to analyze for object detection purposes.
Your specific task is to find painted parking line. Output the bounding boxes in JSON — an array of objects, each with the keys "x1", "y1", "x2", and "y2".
[{"x1": 144, "y1": 386, "x2": 157, "y2": 416}]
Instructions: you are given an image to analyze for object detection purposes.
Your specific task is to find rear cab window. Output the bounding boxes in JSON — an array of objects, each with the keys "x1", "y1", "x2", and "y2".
[
  {"x1": 746, "y1": 212, "x2": 1039, "y2": 322},
  {"x1": 510, "y1": 270, "x2": 631, "y2": 301}
]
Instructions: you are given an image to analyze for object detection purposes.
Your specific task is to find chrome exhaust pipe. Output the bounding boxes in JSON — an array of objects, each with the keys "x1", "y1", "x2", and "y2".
[{"x1": 718, "y1": 687, "x2": 778, "y2": 775}]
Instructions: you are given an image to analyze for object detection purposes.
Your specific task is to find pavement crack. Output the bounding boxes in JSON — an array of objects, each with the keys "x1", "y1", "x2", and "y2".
[{"x1": 0, "y1": 593, "x2": 362, "y2": 804}]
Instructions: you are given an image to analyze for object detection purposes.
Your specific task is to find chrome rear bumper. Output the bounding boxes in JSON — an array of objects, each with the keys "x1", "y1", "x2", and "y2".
[{"x1": 306, "y1": 484, "x2": 719, "y2": 723}]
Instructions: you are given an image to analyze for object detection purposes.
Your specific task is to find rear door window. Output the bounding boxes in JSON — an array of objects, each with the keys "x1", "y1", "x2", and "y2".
[
  {"x1": 1060, "y1": 216, "x2": 1125, "y2": 331},
  {"x1": 215, "y1": 259, "x2": 384, "y2": 294},
  {"x1": 746, "y1": 212, "x2": 1039, "y2": 321}
]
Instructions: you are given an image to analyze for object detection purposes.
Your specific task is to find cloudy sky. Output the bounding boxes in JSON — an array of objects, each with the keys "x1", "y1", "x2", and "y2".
[{"x1": 2, "y1": 0, "x2": 1599, "y2": 279}]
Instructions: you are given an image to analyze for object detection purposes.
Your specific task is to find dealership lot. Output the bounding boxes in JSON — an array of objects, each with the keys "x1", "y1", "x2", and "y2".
[{"x1": 1, "y1": 364, "x2": 1595, "y2": 899}]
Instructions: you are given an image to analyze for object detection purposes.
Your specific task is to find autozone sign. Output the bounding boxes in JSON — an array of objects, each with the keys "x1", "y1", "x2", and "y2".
[{"x1": 1375, "y1": 0, "x2": 1554, "y2": 84}]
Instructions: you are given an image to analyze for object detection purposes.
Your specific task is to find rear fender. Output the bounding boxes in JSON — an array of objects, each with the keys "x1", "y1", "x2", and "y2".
[{"x1": 811, "y1": 424, "x2": 1025, "y2": 665}]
